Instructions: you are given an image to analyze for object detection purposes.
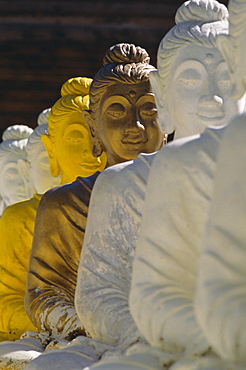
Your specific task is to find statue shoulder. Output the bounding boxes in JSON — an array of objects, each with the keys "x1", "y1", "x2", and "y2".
[{"x1": 0, "y1": 198, "x2": 33, "y2": 225}]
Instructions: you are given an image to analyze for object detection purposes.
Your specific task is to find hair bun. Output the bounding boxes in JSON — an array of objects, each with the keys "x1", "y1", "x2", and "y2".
[
  {"x1": 175, "y1": 0, "x2": 228, "y2": 24},
  {"x1": 2, "y1": 125, "x2": 33, "y2": 142},
  {"x1": 37, "y1": 108, "x2": 51, "y2": 126},
  {"x1": 103, "y1": 43, "x2": 150, "y2": 65},
  {"x1": 60, "y1": 77, "x2": 92, "y2": 97}
]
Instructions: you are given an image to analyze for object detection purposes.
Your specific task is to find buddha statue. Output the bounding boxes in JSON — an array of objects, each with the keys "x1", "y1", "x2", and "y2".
[
  {"x1": 0, "y1": 125, "x2": 33, "y2": 216},
  {"x1": 0, "y1": 120, "x2": 61, "y2": 342},
  {"x1": 41, "y1": 78, "x2": 107, "y2": 184},
  {"x1": 194, "y1": 0, "x2": 246, "y2": 366},
  {"x1": 24, "y1": 43, "x2": 165, "y2": 343},
  {"x1": 74, "y1": 0, "x2": 242, "y2": 354},
  {"x1": 126, "y1": 0, "x2": 246, "y2": 367},
  {"x1": 0, "y1": 78, "x2": 93, "y2": 343}
]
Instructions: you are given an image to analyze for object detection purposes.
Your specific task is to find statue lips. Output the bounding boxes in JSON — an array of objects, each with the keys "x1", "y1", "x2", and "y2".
[
  {"x1": 196, "y1": 110, "x2": 225, "y2": 122},
  {"x1": 17, "y1": 192, "x2": 27, "y2": 199},
  {"x1": 80, "y1": 160, "x2": 102, "y2": 169},
  {"x1": 121, "y1": 133, "x2": 148, "y2": 149}
]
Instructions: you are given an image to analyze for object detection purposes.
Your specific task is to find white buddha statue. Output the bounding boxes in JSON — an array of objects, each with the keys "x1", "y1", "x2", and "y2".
[
  {"x1": 127, "y1": 0, "x2": 246, "y2": 368},
  {"x1": 74, "y1": 1, "x2": 246, "y2": 369},
  {"x1": 195, "y1": 0, "x2": 246, "y2": 366},
  {"x1": 0, "y1": 124, "x2": 33, "y2": 216},
  {"x1": 75, "y1": 0, "x2": 241, "y2": 353}
]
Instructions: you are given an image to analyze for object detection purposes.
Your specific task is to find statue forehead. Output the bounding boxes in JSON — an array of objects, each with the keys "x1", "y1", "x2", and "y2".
[
  {"x1": 102, "y1": 81, "x2": 151, "y2": 100},
  {"x1": 172, "y1": 44, "x2": 223, "y2": 67}
]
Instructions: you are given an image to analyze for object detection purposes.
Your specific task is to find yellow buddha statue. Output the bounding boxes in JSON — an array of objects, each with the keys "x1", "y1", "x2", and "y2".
[
  {"x1": 25, "y1": 43, "x2": 165, "y2": 341},
  {"x1": 42, "y1": 78, "x2": 107, "y2": 184},
  {"x1": 0, "y1": 121, "x2": 61, "y2": 342},
  {"x1": 0, "y1": 77, "x2": 105, "y2": 342}
]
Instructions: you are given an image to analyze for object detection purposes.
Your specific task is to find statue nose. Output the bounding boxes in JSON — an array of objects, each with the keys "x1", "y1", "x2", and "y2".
[
  {"x1": 200, "y1": 95, "x2": 223, "y2": 107},
  {"x1": 126, "y1": 117, "x2": 145, "y2": 131},
  {"x1": 82, "y1": 149, "x2": 89, "y2": 157}
]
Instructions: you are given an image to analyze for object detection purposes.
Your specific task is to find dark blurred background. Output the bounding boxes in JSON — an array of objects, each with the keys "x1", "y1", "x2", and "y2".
[{"x1": 0, "y1": 0, "x2": 228, "y2": 139}]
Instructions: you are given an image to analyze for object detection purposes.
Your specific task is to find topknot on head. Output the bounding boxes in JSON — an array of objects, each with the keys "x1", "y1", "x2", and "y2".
[
  {"x1": 2, "y1": 125, "x2": 33, "y2": 142},
  {"x1": 103, "y1": 43, "x2": 150, "y2": 66},
  {"x1": 37, "y1": 108, "x2": 51, "y2": 126},
  {"x1": 175, "y1": 0, "x2": 228, "y2": 24},
  {"x1": 60, "y1": 77, "x2": 92, "y2": 97}
]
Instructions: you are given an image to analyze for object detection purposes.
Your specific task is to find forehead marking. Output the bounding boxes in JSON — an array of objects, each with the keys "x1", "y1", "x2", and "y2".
[
  {"x1": 204, "y1": 54, "x2": 215, "y2": 65},
  {"x1": 128, "y1": 90, "x2": 137, "y2": 99}
]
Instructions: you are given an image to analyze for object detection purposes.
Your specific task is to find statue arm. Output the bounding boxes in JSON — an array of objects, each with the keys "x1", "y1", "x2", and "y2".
[
  {"x1": 130, "y1": 144, "x2": 210, "y2": 355},
  {"x1": 195, "y1": 118, "x2": 246, "y2": 362},
  {"x1": 25, "y1": 189, "x2": 84, "y2": 340},
  {"x1": 75, "y1": 170, "x2": 142, "y2": 347}
]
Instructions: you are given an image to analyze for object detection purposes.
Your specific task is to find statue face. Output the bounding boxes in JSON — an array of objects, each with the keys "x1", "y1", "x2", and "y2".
[
  {"x1": 31, "y1": 148, "x2": 60, "y2": 194},
  {"x1": 97, "y1": 81, "x2": 164, "y2": 166},
  {"x1": 0, "y1": 154, "x2": 28, "y2": 206},
  {"x1": 164, "y1": 44, "x2": 239, "y2": 139},
  {"x1": 52, "y1": 111, "x2": 106, "y2": 183}
]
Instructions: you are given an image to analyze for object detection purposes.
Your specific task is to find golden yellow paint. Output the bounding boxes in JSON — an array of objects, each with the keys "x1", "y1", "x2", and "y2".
[{"x1": 0, "y1": 195, "x2": 41, "y2": 340}]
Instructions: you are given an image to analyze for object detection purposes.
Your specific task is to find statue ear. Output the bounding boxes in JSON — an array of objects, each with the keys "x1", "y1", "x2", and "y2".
[
  {"x1": 217, "y1": 35, "x2": 234, "y2": 75},
  {"x1": 18, "y1": 159, "x2": 35, "y2": 198},
  {"x1": 83, "y1": 110, "x2": 104, "y2": 157},
  {"x1": 41, "y1": 134, "x2": 61, "y2": 177},
  {"x1": 149, "y1": 70, "x2": 174, "y2": 134},
  {"x1": 217, "y1": 35, "x2": 245, "y2": 100}
]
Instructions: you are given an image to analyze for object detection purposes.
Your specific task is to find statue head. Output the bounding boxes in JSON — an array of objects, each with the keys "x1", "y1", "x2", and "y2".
[
  {"x1": 42, "y1": 77, "x2": 107, "y2": 185},
  {"x1": 217, "y1": 0, "x2": 246, "y2": 100},
  {"x1": 0, "y1": 125, "x2": 33, "y2": 213},
  {"x1": 83, "y1": 43, "x2": 165, "y2": 167},
  {"x1": 150, "y1": 0, "x2": 243, "y2": 139},
  {"x1": 27, "y1": 120, "x2": 61, "y2": 195}
]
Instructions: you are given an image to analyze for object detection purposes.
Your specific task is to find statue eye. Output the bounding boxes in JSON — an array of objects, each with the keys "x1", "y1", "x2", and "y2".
[
  {"x1": 67, "y1": 137, "x2": 83, "y2": 143},
  {"x1": 217, "y1": 71, "x2": 231, "y2": 88},
  {"x1": 65, "y1": 130, "x2": 84, "y2": 143},
  {"x1": 179, "y1": 78, "x2": 201, "y2": 87},
  {"x1": 177, "y1": 69, "x2": 202, "y2": 88},
  {"x1": 37, "y1": 156, "x2": 50, "y2": 169},
  {"x1": 106, "y1": 103, "x2": 126, "y2": 119},
  {"x1": 140, "y1": 108, "x2": 158, "y2": 117},
  {"x1": 140, "y1": 103, "x2": 157, "y2": 117},
  {"x1": 218, "y1": 79, "x2": 231, "y2": 87},
  {"x1": 107, "y1": 111, "x2": 125, "y2": 118},
  {"x1": 5, "y1": 168, "x2": 19, "y2": 179}
]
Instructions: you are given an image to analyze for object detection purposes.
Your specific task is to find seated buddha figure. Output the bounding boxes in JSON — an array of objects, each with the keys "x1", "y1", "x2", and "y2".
[
  {"x1": 0, "y1": 76, "x2": 95, "y2": 343},
  {"x1": 24, "y1": 42, "x2": 165, "y2": 342},
  {"x1": 0, "y1": 124, "x2": 33, "y2": 216},
  {"x1": 75, "y1": 0, "x2": 242, "y2": 357},
  {"x1": 0, "y1": 121, "x2": 61, "y2": 342},
  {"x1": 195, "y1": 0, "x2": 246, "y2": 366},
  {"x1": 125, "y1": 0, "x2": 246, "y2": 368}
]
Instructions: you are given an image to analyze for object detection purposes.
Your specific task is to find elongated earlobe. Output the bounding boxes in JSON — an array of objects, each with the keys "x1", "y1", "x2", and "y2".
[
  {"x1": 149, "y1": 70, "x2": 164, "y2": 109},
  {"x1": 149, "y1": 70, "x2": 174, "y2": 134},
  {"x1": 41, "y1": 134, "x2": 61, "y2": 177},
  {"x1": 83, "y1": 110, "x2": 104, "y2": 158}
]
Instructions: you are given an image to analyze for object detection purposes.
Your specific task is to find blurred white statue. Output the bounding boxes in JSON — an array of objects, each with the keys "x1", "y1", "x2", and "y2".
[
  {"x1": 27, "y1": 112, "x2": 61, "y2": 194},
  {"x1": 0, "y1": 124, "x2": 33, "y2": 216},
  {"x1": 195, "y1": 0, "x2": 246, "y2": 365},
  {"x1": 129, "y1": 0, "x2": 246, "y2": 367}
]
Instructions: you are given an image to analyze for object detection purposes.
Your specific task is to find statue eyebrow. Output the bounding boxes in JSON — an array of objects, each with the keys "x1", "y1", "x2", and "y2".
[{"x1": 173, "y1": 59, "x2": 206, "y2": 80}]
